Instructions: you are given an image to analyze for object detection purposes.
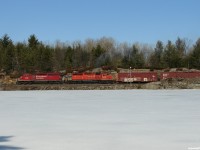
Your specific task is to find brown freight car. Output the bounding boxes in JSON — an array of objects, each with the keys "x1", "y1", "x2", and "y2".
[
  {"x1": 160, "y1": 72, "x2": 200, "y2": 80},
  {"x1": 118, "y1": 72, "x2": 158, "y2": 83}
]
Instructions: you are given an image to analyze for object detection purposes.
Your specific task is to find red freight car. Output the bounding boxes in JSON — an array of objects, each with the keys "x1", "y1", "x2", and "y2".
[
  {"x1": 118, "y1": 72, "x2": 158, "y2": 83},
  {"x1": 17, "y1": 73, "x2": 62, "y2": 84},
  {"x1": 160, "y1": 72, "x2": 200, "y2": 80}
]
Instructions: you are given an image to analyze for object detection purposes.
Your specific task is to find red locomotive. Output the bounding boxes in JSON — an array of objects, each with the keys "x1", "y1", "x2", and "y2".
[{"x1": 17, "y1": 72, "x2": 62, "y2": 84}]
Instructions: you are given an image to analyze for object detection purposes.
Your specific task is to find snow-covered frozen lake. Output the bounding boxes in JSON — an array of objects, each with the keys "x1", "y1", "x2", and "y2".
[{"x1": 0, "y1": 90, "x2": 200, "y2": 150}]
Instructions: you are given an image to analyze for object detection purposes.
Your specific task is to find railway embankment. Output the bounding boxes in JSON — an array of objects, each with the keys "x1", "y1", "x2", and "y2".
[{"x1": 1, "y1": 79, "x2": 200, "y2": 90}]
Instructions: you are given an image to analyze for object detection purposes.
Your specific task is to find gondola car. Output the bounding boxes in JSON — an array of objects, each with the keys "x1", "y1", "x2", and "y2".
[
  {"x1": 160, "y1": 71, "x2": 200, "y2": 80},
  {"x1": 117, "y1": 72, "x2": 158, "y2": 83}
]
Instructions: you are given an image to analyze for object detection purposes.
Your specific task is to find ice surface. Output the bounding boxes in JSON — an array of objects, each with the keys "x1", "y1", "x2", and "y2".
[{"x1": 0, "y1": 90, "x2": 200, "y2": 150}]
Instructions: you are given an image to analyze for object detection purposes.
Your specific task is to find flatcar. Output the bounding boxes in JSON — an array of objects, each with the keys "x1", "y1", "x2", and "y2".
[{"x1": 17, "y1": 72, "x2": 62, "y2": 84}]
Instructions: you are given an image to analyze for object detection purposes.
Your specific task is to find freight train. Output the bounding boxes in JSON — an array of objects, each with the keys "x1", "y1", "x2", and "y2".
[{"x1": 16, "y1": 71, "x2": 200, "y2": 84}]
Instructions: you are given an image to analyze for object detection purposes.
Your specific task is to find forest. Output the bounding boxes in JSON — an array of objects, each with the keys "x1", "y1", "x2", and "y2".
[{"x1": 0, "y1": 34, "x2": 200, "y2": 75}]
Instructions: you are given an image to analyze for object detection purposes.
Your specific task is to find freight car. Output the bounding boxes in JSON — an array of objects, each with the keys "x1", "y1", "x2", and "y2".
[
  {"x1": 117, "y1": 72, "x2": 158, "y2": 83},
  {"x1": 160, "y1": 71, "x2": 200, "y2": 80},
  {"x1": 17, "y1": 73, "x2": 62, "y2": 84}
]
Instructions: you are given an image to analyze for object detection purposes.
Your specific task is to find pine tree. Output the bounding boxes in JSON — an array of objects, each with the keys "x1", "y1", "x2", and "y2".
[
  {"x1": 149, "y1": 41, "x2": 164, "y2": 69},
  {"x1": 189, "y1": 39, "x2": 200, "y2": 69},
  {"x1": 0, "y1": 34, "x2": 15, "y2": 73}
]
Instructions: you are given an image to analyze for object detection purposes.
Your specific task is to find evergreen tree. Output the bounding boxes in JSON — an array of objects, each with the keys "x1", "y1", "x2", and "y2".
[
  {"x1": 0, "y1": 34, "x2": 15, "y2": 73},
  {"x1": 91, "y1": 45, "x2": 106, "y2": 67},
  {"x1": 27, "y1": 35, "x2": 40, "y2": 72},
  {"x1": 28, "y1": 34, "x2": 39, "y2": 48},
  {"x1": 163, "y1": 40, "x2": 181, "y2": 68},
  {"x1": 175, "y1": 37, "x2": 186, "y2": 57},
  {"x1": 149, "y1": 41, "x2": 164, "y2": 69},
  {"x1": 64, "y1": 46, "x2": 74, "y2": 69},
  {"x1": 189, "y1": 39, "x2": 200, "y2": 69},
  {"x1": 130, "y1": 45, "x2": 145, "y2": 68},
  {"x1": 175, "y1": 37, "x2": 186, "y2": 67},
  {"x1": 40, "y1": 46, "x2": 53, "y2": 72},
  {"x1": 122, "y1": 55, "x2": 130, "y2": 68},
  {"x1": 15, "y1": 42, "x2": 27, "y2": 72}
]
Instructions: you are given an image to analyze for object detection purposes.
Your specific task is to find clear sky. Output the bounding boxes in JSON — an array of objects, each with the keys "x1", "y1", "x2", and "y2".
[{"x1": 0, "y1": 0, "x2": 200, "y2": 44}]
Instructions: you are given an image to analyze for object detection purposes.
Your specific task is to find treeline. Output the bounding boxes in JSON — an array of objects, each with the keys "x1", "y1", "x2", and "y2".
[{"x1": 0, "y1": 34, "x2": 200, "y2": 74}]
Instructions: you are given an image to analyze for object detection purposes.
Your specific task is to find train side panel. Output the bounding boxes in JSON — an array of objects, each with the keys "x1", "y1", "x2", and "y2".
[
  {"x1": 99, "y1": 73, "x2": 114, "y2": 83},
  {"x1": 100, "y1": 74, "x2": 113, "y2": 80},
  {"x1": 17, "y1": 73, "x2": 62, "y2": 84},
  {"x1": 71, "y1": 73, "x2": 114, "y2": 83},
  {"x1": 118, "y1": 72, "x2": 158, "y2": 83},
  {"x1": 35, "y1": 73, "x2": 62, "y2": 82},
  {"x1": 83, "y1": 73, "x2": 96, "y2": 81},
  {"x1": 161, "y1": 72, "x2": 200, "y2": 80},
  {"x1": 71, "y1": 73, "x2": 97, "y2": 83},
  {"x1": 47, "y1": 73, "x2": 62, "y2": 81},
  {"x1": 17, "y1": 74, "x2": 35, "y2": 84}
]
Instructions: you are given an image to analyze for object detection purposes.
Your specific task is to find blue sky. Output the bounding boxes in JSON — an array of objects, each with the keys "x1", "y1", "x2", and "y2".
[{"x1": 0, "y1": 0, "x2": 199, "y2": 44}]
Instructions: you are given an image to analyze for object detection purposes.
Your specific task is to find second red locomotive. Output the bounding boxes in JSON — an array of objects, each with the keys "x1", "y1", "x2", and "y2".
[{"x1": 65, "y1": 72, "x2": 114, "y2": 84}]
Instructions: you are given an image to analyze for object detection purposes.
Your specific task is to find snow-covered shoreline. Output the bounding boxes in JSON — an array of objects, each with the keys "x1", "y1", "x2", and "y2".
[{"x1": 0, "y1": 90, "x2": 200, "y2": 150}]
